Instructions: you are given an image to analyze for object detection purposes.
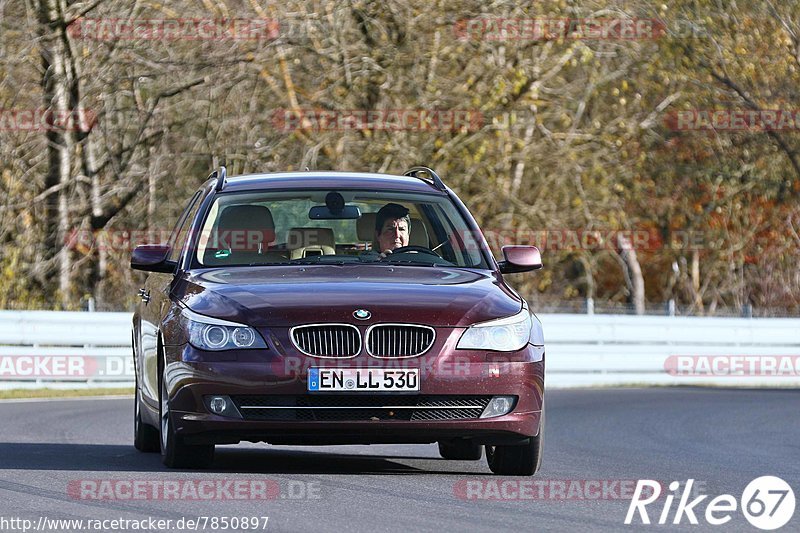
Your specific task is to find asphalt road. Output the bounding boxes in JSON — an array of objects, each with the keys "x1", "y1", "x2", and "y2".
[{"x1": 0, "y1": 388, "x2": 797, "y2": 532}]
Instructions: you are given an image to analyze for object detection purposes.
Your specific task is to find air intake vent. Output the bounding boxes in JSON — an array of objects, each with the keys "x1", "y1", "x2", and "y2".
[
  {"x1": 366, "y1": 324, "x2": 435, "y2": 358},
  {"x1": 290, "y1": 324, "x2": 361, "y2": 358},
  {"x1": 232, "y1": 395, "x2": 495, "y2": 421}
]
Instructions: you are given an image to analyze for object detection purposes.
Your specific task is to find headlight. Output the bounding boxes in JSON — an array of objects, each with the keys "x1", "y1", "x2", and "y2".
[
  {"x1": 181, "y1": 308, "x2": 267, "y2": 351},
  {"x1": 457, "y1": 308, "x2": 532, "y2": 352}
]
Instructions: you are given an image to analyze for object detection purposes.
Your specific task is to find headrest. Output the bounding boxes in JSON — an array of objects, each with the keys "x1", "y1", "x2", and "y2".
[
  {"x1": 409, "y1": 218, "x2": 429, "y2": 247},
  {"x1": 286, "y1": 227, "x2": 335, "y2": 250},
  {"x1": 213, "y1": 205, "x2": 276, "y2": 251},
  {"x1": 218, "y1": 205, "x2": 275, "y2": 232},
  {"x1": 357, "y1": 213, "x2": 377, "y2": 241}
]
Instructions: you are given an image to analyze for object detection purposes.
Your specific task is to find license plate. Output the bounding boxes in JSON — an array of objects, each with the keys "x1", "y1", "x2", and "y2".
[{"x1": 308, "y1": 368, "x2": 420, "y2": 392}]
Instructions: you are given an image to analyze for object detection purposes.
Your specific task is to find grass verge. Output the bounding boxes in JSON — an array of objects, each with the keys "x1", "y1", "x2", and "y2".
[{"x1": 0, "y1": 387, "x2": 133, "y2": 400}]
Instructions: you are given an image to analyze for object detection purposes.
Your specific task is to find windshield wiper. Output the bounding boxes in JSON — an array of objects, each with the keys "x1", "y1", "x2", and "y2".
[
  {"x1": 301, "y1": 257, "x2": 361, "y2": 264},
  {"x1": 381, "y1": 259, "x2": 442, "y2": 267},
  {"x1": 296, "y1": 260, "x2": 349, "y2": 266}
]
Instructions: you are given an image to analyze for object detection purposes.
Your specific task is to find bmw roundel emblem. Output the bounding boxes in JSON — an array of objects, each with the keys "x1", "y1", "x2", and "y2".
[{"x1": 353, "y1": 309, "x2": 371, "y2": 320}]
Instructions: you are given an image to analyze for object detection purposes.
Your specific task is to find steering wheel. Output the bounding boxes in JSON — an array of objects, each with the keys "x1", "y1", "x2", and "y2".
[{"x1": 388, "y1": 245, "x2": 440, "y2": 257}]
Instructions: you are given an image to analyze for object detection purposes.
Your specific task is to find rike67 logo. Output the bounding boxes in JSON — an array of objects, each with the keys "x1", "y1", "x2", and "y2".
[{"x1": 625, "y1": 477, "x2": 795, "y2": 530}]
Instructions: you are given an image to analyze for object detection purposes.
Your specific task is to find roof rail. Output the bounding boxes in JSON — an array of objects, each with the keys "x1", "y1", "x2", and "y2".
[
  {"x1": 213, "y1": 165, "x2": 227, "y2": 192},
  {"x1": 403, "y1": 166, "x2": 447, "y2": 192}
]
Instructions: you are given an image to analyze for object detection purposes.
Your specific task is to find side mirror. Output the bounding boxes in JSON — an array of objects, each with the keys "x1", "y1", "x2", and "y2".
[
  {"x1": 499, "y1": 245, "x2": 543, "y2": 274},
  {"x1": 131, "y1": 244, "x2": 177, "y2": 273}
]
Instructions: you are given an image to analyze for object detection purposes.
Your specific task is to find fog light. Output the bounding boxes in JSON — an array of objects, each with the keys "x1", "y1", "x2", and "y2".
[
  {"x1": 209, "y1": 396, "x2": 227, "y2": 414},
  {"x1": 480, "y1": 395, "x2": 516, "y2": 419},
  {"x1": 203, "y1": 395, "x2": 241, "y2": 418}
]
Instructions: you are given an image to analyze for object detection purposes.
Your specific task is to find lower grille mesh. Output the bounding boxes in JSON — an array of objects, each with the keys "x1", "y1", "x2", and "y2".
[{"x1": 231, "y1": 395, "x2": 494, "y2": 421}]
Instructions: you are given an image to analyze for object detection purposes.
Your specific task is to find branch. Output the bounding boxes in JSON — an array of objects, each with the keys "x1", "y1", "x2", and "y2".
[
  {"x1": 86, "y1": 78, "x2": 205, "y2": 228},
  {"x1": 64, "y1": 0, "x2": 107, "y2": 26},
  {"x1": 90, "y1": 182, "x2": 144, "y2": 230},
  {"x1": 639, "y1": 92, "x2": 682, "y2": 129},
  {"x1": 707, "y1": 68, "x2": 800, "y2": 191}
]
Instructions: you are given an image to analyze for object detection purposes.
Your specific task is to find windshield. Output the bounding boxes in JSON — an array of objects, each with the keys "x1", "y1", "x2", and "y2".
[{"x1": 190, "y1": 190, "x2": 490, "y2": 269}]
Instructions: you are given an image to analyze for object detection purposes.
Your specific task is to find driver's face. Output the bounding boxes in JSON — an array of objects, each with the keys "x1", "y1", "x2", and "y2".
[{"x1": 376, "y1": 218, "x2": 409, "y2": 253}]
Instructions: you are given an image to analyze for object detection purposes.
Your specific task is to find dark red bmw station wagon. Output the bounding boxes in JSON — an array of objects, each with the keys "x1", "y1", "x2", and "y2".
[{"x1": 131, "y1": 166, "x2": 545, "y2": 475}]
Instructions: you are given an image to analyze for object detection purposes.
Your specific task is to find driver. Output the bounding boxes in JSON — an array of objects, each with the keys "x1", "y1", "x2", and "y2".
[{"x1": 375, "y1": 202, "x2": 410, "y2": 255}]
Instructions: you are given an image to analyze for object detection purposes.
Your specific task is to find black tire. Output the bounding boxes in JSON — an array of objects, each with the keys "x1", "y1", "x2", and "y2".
[
  {"x1": 438, "y1": 440, "x2": 483, "y2": 460},
  {"x1": 133, "y1": 375, "x2": 159, "y2": 453},
  {"x1": 160, "y1": 368, "x2": 214, "y2": 469},
  {"x1": 486, "y1": 405, "x2": 544, "y2": 476}
]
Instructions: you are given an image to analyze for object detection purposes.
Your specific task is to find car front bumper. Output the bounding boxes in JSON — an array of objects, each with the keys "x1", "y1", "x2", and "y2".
[{"x1": 161, "y1": 344, "x2": 544, "y2": 446}]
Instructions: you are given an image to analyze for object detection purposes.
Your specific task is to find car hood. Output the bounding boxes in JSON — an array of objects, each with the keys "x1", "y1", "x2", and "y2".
[{"x1": 174, "y1": 265, "x2": 522, "y2": 327}]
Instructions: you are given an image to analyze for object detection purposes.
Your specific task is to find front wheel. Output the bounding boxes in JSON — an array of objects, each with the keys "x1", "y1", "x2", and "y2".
[
  {"x1": 160, "y1": 368, "x2": 214, "y2": 469},
  {"x1": 486, "y1": 405, "x2": 544, "y2": 476}
]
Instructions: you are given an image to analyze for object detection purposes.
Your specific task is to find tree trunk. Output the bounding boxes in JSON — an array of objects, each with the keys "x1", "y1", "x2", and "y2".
[
  {"x1": 691, "y1": 250, "x2": 704, "y2": 313},
  {"x1": 36, "y1": 0, "x2": 74, "y2": 307},
  {"x1": 617, "y1": 233, "x2": 646, "y2": 315}
]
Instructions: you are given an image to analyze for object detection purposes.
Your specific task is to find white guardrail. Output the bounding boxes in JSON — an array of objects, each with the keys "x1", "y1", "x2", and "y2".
[{"x1": 0, "y1": 310, "x2": 798, "y2": 389}]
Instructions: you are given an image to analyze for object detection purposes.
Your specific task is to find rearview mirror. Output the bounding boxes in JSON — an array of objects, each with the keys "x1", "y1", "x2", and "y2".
[
  {"x1": 309, "y1": 205, "x2": 362, "y2": 220},
  {"x1": 499, "y1": 245, "x2": 543, "y2": 274},
  {"x1": 131, "y1": 244, "x2": 177, "y2": 273}
]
